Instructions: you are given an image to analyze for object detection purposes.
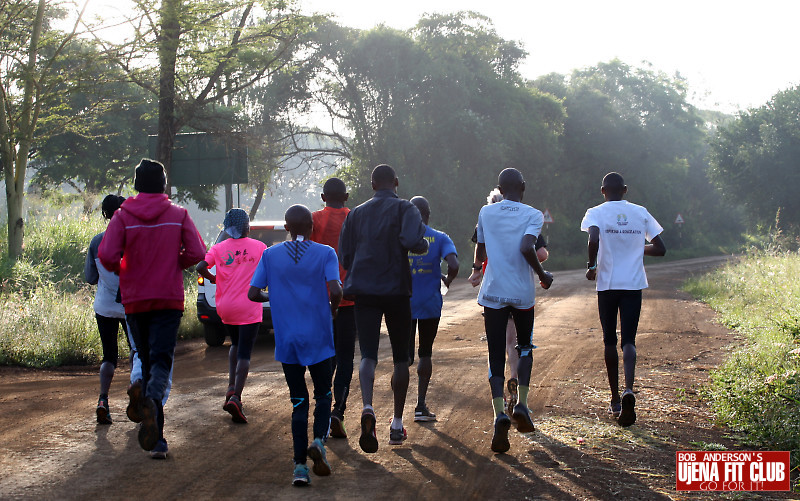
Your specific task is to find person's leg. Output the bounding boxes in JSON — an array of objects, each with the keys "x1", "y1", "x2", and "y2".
[
  {"x1": 233, "y1": 323, "x2": 260, "y2": 397},
  {"x1": 125, "y1": 321, "x2": 144, "y2": 423},
  {"x1": 95, "y1": 314, "x2": 121, "y2": 424},
  {"x1": 415, "y1": 317, "x2": 439, "y2": 416},
  {"x1": 597, "y1": 291, "x2": 622, "y2": 407},
  {"x1": 505, "y1": 317, "x2": 519, "y2": 380},
  {"x1": 332, "y1": 305, "x2": 357, "y2": 413},
  {"x1": 384, "y1": 295, "x2": 411, "y2": 442},
  {"x1": 307, "y1": 359, "x2": 333, "y2": 476},
  {"x1": 509, "y1": 308, "x2": 536, "y2": 432},
  {"x1": 617, "y1": 290, "x2": 642, "y2": 427},
  {"x1": 408, "y1": 319, "x2": 418, "y2": 366},
  {"x1": 142, "y1": 310, "x2": 182, "y2": 450},
  {"x1": 282, "y1": 363, "x2": 310, "y2": 466},
  {"x1": 484, "y1": 306, "x2": 512, "y2": 453},
  {"x1": 354, "y1": 296, "x2": 381, "y2": 453},
  {"x1": 225, "y1": 324, "x2": 240, "y2": 398}
]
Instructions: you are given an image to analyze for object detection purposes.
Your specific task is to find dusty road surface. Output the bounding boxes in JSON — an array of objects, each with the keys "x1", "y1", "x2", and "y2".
[{"x1": 0, "y1": 256, "x2": 794, "y2": 500}]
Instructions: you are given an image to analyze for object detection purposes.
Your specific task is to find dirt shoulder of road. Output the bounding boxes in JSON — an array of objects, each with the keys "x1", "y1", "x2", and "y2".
[{"x1": 0, "y1": 256, "x2": 795, "y2": 500}]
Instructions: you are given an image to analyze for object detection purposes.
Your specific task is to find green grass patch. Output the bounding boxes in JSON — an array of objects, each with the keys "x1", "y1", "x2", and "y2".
[
  {"x1": 0, "y1": 209, "x2": 203, "y2": 368},
  {"x1": 685, "y1": 250, "x2": 800, "y2": 467}
]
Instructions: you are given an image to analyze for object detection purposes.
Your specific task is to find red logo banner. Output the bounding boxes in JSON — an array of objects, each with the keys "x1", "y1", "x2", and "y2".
[{"x1": 676, "y1": 451, "x2": 790, "y2": 491}]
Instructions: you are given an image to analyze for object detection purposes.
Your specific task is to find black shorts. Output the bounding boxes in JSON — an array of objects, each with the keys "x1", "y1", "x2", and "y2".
[
  {"x1": 354, "y1": 295, "x2": 411, "y2": 364},
  {"x1": 597, "y1": 290, "x2": 642, "y2": 347},
  {"x1": 409, "y1": 317, "x2": 440, "y2": 362}
]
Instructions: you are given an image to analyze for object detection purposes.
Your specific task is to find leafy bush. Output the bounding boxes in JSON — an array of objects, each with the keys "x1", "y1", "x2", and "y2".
[{"x1": 685, "y1": 249, "x2": 800, "y2": 467}]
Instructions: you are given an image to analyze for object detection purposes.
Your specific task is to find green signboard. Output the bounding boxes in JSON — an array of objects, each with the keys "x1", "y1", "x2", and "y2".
[{"x1": 148, "y1": 133, "x2": 248, "y2": 187}]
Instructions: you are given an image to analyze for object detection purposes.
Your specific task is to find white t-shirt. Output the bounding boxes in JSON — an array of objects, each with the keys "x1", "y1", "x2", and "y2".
[
  {"x1": 580, "y1": 200, "x2": 663, "y2": 291},
  {"x1": 476, "y1": 199, "x2": 543, "y2": 309}
]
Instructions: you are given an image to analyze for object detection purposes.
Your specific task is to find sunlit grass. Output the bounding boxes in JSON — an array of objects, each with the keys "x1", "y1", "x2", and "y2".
[{"x1": 685, "y1": 250, "x2": 800, "y2": 467}]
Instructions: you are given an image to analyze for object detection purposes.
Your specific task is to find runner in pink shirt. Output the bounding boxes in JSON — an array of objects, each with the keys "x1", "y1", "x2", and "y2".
[{"x1": 197, "y1": 208, "x2": 267, "y2": 423}]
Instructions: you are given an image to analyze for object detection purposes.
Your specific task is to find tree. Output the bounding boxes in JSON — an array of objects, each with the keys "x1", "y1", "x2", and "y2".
[
  {"x1": 708, "y1": 86, "x2": 800, "y2": 230},
  {"x1": 1, "y1": 0, "x2": 91, "y2": 258}
]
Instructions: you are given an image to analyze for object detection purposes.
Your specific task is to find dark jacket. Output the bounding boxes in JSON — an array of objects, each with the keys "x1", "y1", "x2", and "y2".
[
  {"x1": 339, "y1": 190, "x2": 427, "y2": 296},
  {"x1": 99, "y1": 193, "x2": 206, "y2": 314}
]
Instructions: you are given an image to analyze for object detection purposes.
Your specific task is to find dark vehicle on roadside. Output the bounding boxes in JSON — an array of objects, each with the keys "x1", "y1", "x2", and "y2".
[{"x1": 196, "y1": 221, "x2": 290, "y2": 346}]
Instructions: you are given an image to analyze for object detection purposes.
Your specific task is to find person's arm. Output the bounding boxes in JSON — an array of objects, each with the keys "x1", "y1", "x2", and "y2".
[
  {"x1": 338, "y1": 214, "x2": 354, "y2": 271},
  {"x1": 442, "y1": 253, "x2": 459, "y2": 288},
  {"x1": 98, "y1": 217, "x2": 123, "y2": 273},
  {"x1": 328, "y1": 280, "x2": 343, "y2": 318},
  {"x1": 586, "y1": 225, "x2": 599, "y2": 281},
  {"x1": 400, "y1": 203, "x2": 428, "y2": 254},
  {"x1": 85, "y1": 237, "x2": 99, "y2": 285},
  {"x1": 247, "y1": 285, "x2": 268, "y2": 303},
  {"x1": 196, "y1": 260, "x2": 215, "y2": 284},
  {"x1": 521, "y1": 234, "x2": 553, "y2": 288},
  {"x1": 469, "y1": 242, "x2": 486, "y2": 287},
  {"x1": 645, "y1": 234, "x2": 666, "y2": 257},
  {"x1": 179, "y1": 211, "x2": 207, "y2": 269}
]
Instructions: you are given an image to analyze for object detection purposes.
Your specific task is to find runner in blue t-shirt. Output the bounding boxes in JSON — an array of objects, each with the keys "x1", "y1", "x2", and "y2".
[
  {"x1": 407, "y1": 196, "x2": 459, "y2": 423},
  {"x1": 248, "y1": 205, "x2": 342, "y2": 487}
]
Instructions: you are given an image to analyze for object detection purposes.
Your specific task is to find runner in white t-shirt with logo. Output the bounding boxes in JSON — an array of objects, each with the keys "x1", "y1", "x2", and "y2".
[
  {"x1": 580, "y1": 172, "x2": 666, "y2": 427},
  {"x1": 473, "y1": 168, "x2": 553, "y2": 453}
]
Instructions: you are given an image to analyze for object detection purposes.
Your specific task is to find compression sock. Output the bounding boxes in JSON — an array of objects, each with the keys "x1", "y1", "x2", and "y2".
[
  {"x1": 391, "y1": 417, "x2": 403, "y2": 430},
  {"x1": 492, "y1": 397, "x2": 505, "y2": 415},
  {"x1": 518, "y1": 385, "x2": 530, "y2": 408}
]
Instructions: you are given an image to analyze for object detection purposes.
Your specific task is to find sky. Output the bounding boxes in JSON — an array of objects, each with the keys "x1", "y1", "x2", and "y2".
[{"x1": 299, "y1": 0, "x2": 800, "y2": 113}]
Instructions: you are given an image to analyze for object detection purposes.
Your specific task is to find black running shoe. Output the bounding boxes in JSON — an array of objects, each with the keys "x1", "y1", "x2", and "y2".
[
  {"x1": 307, "y1": 438, "x2": 332, "y2": 476},
  {"x1": 491, "y1": 413, "x2": 511, "y2": 453},
  {"x1": 618, "y1": 389, "x2": 636, "y2": 427},
  {"x1": 96, "y1": 397, "x2": 112, "y2": 425},
  {"x1": 126, "y1": 379, "x2": 143, "y2": 423},
  {"x1": 359, "y1": 409, "x2": 378, "y2": 453},
  {"x1": 223, "y1": 394, "x2": 247, "y2": 424},
  {"x1": 329, "y1": 407, "x2": 347, "y2": 438},
  {"x1": 414, "y1": 404, "x2": 437, "y2": 422},
  {"x1": 137, "y1": 398, "x2": 159, "y2": 451},
  {"x1": 511, "y1": 403, "x2": 535, "y2": 433}
]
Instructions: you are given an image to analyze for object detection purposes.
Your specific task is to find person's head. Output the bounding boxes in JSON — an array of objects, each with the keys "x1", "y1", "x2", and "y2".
[
  {"x1": 284, "y1": 204, "x2": 313, "y2": 239},
  {"x1": 321, "y1": 177, "x2": 349, "y2": 208},
  {"x1": 101, "y1": 194, "x2": 125, "y2": 220},
  {"x1": 409, "y1": 196, "x2": 430, "y2": 225},
  {"x1": 486, "y1": 188, "x2": 503, "y2": 204},
  {"x1": 371, "y1": 164, "x2": 398, "y2": 192},
  {"x1": 497, "y1": 168, "x2": 525, "y2": 202},
  {"x1": 601, "y1": 172, "x2": 627, "y2": 201},
  {"x1": 223, "y1": 208, "x2": 250, "y2": 239},
  {"x1": 133, "y1": 159, "x2": 167, "y2": 194}
]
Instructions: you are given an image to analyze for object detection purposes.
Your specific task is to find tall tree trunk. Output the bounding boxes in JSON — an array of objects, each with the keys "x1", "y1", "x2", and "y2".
[
  {"x1": 3, "y1": 0, "x2": 45, "y2": 259},
  {"x1": 249, "y1": 182, "x2": 265, "y2": 221},
  {"x1": 156, "y1": 0, "x2": 181, "y2": 196}
]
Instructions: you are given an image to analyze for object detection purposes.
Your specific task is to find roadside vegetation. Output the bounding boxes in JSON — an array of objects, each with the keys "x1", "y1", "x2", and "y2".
[
  {"x1": 685, "y1": 234, "x2": 800, "y2": 468},
  {"x1": 0, "y1": 207, "x2": 202, "y2": 368}
]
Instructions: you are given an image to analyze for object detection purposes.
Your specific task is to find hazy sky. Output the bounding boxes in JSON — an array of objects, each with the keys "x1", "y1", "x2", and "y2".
[{"x1": 300, "y1": 0, "x2": 799, "y2": 113}]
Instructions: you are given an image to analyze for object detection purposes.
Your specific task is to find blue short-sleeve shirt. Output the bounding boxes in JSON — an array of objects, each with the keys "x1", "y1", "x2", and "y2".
[
  {"x1": 409, "y1": 225, "x2": 457, "y2": 319},
  {"x1": 250, "y1": 239, "x2": 339, "y2": 366}
]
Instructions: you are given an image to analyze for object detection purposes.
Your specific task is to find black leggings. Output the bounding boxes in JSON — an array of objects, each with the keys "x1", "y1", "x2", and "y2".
[
  {"x1": 332, "y1": 306, "x2": 357, "y2": 408},
  {"x1": 96, "y1": 314, "x2": 129, "y2": 367},
  {"x1": 597, "y1": 290, "x2": 642, "y2": 347},
  {"x1": 409, "y1": 318, "x2": 440, "y2": 364},
  {"x1": 355, "y1": 295, "x2": 412, "y2": 364},
  {"x1": 282, "y1": 359, "x2": 333, "y2": 465},
  {"x1": 484, "y1": 306, "x2": 533, "y2": 380},
  {"x1": 224, "y1": 323, "x2": 260, "y2": 360}
]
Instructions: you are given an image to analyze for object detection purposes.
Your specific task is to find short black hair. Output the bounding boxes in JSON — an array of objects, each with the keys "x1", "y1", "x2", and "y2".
[
  {"x1": 101, "y1": 194, "x2": 125, "y2": 220},
  {"x1": 602, "y1": 172, "x2": 625, "y2": 195},
  {"x1": 409, "y1": 196, "x2": 430, "y2": 218},
  {"x1": 371, "y1": 164, "x2": 396, "y2": 187},
  {"x1": 323, "y1": 177, "x2": 347, "y2": 198}
]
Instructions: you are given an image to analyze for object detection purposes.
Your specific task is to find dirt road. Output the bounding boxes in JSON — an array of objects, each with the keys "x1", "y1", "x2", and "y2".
[{"x1": 0, "y1": 256, "x2": 793, "y2": 500}]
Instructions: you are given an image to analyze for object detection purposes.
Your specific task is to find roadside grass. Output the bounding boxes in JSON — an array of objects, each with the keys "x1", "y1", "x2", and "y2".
[
  {"x1": 684, "y1": 250, "x2": 800, "y2": 470},
  {"x1": 0, "y1": 209, "x2": 203, "y2": 368}
]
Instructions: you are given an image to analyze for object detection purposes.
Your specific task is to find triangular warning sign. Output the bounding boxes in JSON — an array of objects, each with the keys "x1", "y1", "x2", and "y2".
[
  {"x1": 675, "y1": 213, "x2": 684, "y2": 224},
  {"x1": 542, "y1": 209, "x2": 554, "y2": 224}
]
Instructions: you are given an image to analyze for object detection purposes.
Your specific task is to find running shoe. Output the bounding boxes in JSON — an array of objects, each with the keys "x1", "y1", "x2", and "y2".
[
  {"x1": 150, "y1": 438, "x2": 168, "y2": 460},
  {"x1": 608, "y1": 401, "x2": 622, "y2": 418},
  {"x1": 414, "y1": 404, "x2": 437, "y2": 422},
  {"x1": 126, "y1": 379, "x2": 143, "y2": 423},
  {"x1": 359, "y1": 408, "x2": 378, "y2": 453},
  {"x1": 138, "y1": 398, "x2": 159, "y2": 451},
  {"x1": 223, "y1": 394, "x2": 248, "y2": 424},
  {"x1": 96, "y1": 396, "x2": 112, "y2": 425},
  {"x1": 329, "y1": 408, "x2": 347, "y2": 439},
  {"x1": 618, "y1": 389, "x2": 636, "y2": 427},
  {"x1": 491, "y1": 413, "x2": 511, "y2": 453},
  {"x1": 307, "y1": 438, "x2": 332, "y2": 476},
  {"x1": 511, "y1": 403, "x2": 536, "y2": 433},
  {"x1": 506, "y1": 378, "x2": 518, "y2": 414},
  {"x1": 292, "y1": 463, "x2": 311, "y2": 486},
  {"x1": 225, "y1": 387, "x2": 235, "y2": 403},
  {"x1": 388, "y1": 426, "x2": 407, "y2": 445}
]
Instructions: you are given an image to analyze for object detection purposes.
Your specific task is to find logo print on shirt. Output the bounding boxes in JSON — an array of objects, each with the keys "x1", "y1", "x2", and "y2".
[
  {"x1": 285, "y1": 240, "x2": 311, "y2": 264},
  {"x1": 616, "y1": 214, "x2": 629, "y2": 226},
  {"x1": 225, "y1": 253, "x2": 235, "y2": 265}
]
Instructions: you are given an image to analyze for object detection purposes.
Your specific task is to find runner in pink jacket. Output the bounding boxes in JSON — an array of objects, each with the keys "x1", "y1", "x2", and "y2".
[{"x1": 99, "y1": 159, "x2": 206, "y2": 459}]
